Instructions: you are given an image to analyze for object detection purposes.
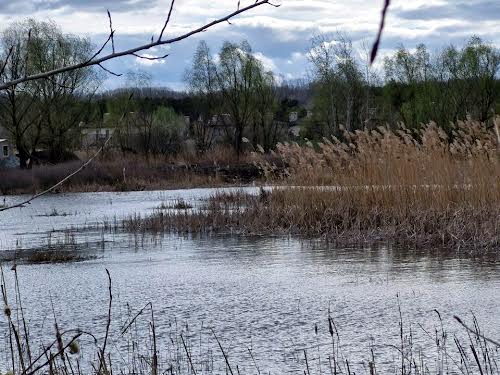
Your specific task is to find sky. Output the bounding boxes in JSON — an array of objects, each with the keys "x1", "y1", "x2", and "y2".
[{"x1": 1, "y1": 0, "x2": 499, "y2": 91}]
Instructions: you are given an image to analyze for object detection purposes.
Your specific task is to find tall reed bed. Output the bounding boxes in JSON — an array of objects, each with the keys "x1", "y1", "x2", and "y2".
[{"x1": 124, "y1": 119, "x2": 499, "y2": 250}]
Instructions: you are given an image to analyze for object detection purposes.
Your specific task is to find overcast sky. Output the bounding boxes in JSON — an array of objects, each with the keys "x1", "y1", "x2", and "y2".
[{"x1": 1, "y1": 0, "x2": 499, "y2": 90}]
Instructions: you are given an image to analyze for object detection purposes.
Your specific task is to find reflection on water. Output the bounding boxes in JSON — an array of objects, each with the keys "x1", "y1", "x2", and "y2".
[{"x1": 0, "y1": 189, "x2": 499, "y2": 373}]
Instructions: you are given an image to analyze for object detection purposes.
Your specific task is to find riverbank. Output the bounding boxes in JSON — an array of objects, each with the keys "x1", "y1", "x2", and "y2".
[{"x1": 0, "y1": 151, "x2": 267, "y2": 195}]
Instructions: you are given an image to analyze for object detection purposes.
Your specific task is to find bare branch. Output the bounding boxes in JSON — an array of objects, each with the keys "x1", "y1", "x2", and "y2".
[
  {"x1": 132, "y1": 52, "x2": 169, "y2": 61},
  {"x1": 0, "y1": 46, "x2": 14, "y2": 77},
  {"x1": 0, "y1": 0, "x2": 271, "y2": 91},
  {"x1": 370, "y1": 0, "x2": 390, "y2": 64},
  {"x1": 98, "y1": 63, "x2": 122, "y2": 76},
  {"x1": 23, "y1": 29, "x2": 32, "y2": 78},
  {"x1": 158, "y1": 0, "x2": 176, "y2": 42}
]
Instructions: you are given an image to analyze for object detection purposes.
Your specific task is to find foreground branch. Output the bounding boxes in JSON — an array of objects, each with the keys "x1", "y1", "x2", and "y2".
[{"x1": 0, "y1": 0, "x2": 274, "y2": 91}]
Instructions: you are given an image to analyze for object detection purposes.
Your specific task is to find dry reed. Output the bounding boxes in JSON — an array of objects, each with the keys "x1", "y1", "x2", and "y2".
[{"x1": 124, "y1": 119, "x2": 500, "y2": 251}]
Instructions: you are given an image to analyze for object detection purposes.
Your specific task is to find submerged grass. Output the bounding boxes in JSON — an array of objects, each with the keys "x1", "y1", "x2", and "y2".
[{"x1": 123, "y1": 119, "x2": 500, "y2": 251}]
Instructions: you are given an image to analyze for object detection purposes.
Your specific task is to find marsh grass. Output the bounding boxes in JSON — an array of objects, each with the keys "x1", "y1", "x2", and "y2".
[
  {"x1": 157, "y1": 199, "x2": 194, "y2": 210},
  {"x1": 24, "y1": 249, "x2": 90, "y2": 264}
]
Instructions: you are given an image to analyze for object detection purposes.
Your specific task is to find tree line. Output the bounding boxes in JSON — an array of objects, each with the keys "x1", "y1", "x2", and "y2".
[
  {"x1": 1, "y1": 18, "x2": 499, "y2": 167},
  {"x1": 303, "y1": 33, "x2": 500, "y2": 139}
]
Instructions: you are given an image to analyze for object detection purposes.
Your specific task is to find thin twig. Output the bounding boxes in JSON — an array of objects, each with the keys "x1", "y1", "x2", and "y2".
[
  {"x1": 132, "y1": 52, "x2": 169, "y2": 61},
  {"x1": 107, "y1": 10, "x2": 115, "y2": 53},
  {"x1": 370, "y1": 0, "x2": 390, "y2": 64},
  {"x1": 98, "y1": 269, "x2": 113, "y2": 375},
  {"x1": 121, "y1": 302, "x2": 152, "y2": 335},
  {"x1": 98, "y1": 63, "x2": 122, "y2": 76},
  {"x1": 158, "y1": 0, "x2": 176, "y2": 42}
]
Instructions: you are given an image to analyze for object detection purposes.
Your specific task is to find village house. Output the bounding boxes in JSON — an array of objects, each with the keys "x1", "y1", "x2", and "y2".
[
  {"x1": 79, "y1": 113, "x2": 119, "y2": 149},
  {"x1": 0, "y1": 123, "x2": 18, "y2": 167},
  {"x1": 0, "y1": 138, "x2": 11, "y2": 159}
]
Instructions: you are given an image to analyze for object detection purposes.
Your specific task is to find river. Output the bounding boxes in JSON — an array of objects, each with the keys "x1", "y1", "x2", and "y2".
[{"x1": 0, "y1": 188, "x2": 499, "y2": 374}]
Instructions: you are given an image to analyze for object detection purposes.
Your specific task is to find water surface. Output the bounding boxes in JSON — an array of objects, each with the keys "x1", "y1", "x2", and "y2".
[{"x1": 0, "y1": 189, "x2": 499, "y2": 373}]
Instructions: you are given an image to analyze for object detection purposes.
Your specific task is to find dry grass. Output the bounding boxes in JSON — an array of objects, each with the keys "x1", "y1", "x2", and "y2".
[
  {"x1": 124, "y1": 119, "x2": 500, "y2": 251},
  {"x1": 0, "y1": 147, "x2": 262, "y2": 195}
]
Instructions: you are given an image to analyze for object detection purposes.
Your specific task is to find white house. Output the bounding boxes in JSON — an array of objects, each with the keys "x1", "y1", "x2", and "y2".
[
  {"x1": 0, "y1": 138, "x2": 11, "y2": 160},
  {"x1": 0, "y1": 124, "x2": 19, "y2": 168},
  {"x1": 79, "y1": 113, "x2": 119, "y2": 148},
  {"x1": 0, "y1": 123, "x2": 12, "y2": 160}
]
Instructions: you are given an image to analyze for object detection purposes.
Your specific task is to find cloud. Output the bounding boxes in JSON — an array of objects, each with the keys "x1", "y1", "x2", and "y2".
[
  {"x1": 395, "y1": 1, "x2": 500, "y2": 22},
  {"x1": 1, "y1": 0, "x2": 499, "y2": 89},
  {"x1": 253, "y1": 52, "x2": 278, "y2": 72}
]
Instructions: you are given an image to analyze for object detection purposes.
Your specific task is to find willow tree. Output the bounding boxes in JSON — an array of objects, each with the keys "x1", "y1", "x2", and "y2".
[
  {"x1": 185, "y1": 41, "x2": 220, "y2": 153},
  {"x1": 28, "y1": 20, "x2": 100, "y2": 163},
  {"x1": 0, "y1": 19, "x2": 99, "y2": 166},
  {"x1": 440, "y1": 36, "x2": 500, "y2": 122},
  {"x1": 215, "y1": 41, "x2": 263, "y2": 157},
  {"x1": 251, "y1": 67, "x2": 280, "y2": 151},
  {"x1": 0, "y1": 20, "x2": 40, "y2": 168}
]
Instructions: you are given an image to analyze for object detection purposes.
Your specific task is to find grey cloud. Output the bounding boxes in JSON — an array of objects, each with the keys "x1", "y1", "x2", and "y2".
[
  {"x1": 396, "y1": 1, "x2": 500, "y2": 22},
  {"x1": 0, "y1": 0, "x2": 156, "y2": 14}
]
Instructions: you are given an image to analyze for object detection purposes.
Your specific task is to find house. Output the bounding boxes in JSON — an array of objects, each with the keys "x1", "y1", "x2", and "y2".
[
  {"x1": 0, "y1": 138, "x2": 11, "y2": 160},
  {"x1": 79, "y1": 113, "x2": 119, "y2": 149},
  {"x1": 0, "y1": 125, "x2": 19, "y2": 169},
  {"x1": 210, "y1": 114, "x2": 234, "y2": 141}
]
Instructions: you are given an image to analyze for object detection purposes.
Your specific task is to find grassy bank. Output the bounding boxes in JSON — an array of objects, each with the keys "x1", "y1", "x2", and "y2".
[
  {"x1": 0, "y1": 148, "x2": 264, "y2": 195},
  {"x1": 124, "y1": 119, "x2": 500, "y2": 251}
]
